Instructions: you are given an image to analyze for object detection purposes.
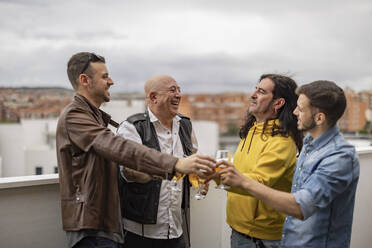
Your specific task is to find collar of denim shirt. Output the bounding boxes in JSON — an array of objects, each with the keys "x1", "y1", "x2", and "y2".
[{"x1": 303, "y1": 125, "x2": 340, "y2": 150}]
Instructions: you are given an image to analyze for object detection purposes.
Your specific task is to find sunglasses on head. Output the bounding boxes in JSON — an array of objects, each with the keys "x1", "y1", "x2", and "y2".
[{"x1": 80, "y1": 53, "x2": 105, "y2": 74}]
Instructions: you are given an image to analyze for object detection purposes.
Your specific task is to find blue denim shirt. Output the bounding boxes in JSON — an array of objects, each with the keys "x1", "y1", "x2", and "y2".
[{"x1": 281, "y1": 126, "x2": 360, "y2": 248}]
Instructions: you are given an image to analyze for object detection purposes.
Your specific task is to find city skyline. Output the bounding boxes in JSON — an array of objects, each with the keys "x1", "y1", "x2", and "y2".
[{"x1": 0, "y1": 0, "x2": 371, "y2": 93}]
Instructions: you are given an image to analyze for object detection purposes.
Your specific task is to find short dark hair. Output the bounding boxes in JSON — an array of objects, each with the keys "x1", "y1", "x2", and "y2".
[
  {"x1": 240, "y1": 74, "x2": 303, "y2": 151},
  {"x1": 296, "y1": 80, "x2": 346, "y2": 127},
  {"x1": 67, "y1": 52, "x2": 105, "y2": 90}
]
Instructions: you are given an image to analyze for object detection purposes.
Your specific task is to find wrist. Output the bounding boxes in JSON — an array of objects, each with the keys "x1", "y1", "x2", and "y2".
[
  {"x1": 241, "y1": 177, "x2": 252, "y2": 191},
  {"x1": 172, "y1": 159, "x2": 181, "y2": 179}
]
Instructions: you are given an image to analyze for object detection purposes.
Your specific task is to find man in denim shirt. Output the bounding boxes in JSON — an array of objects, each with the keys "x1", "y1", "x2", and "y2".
[{"x1": 214, "y1": 80, "x2": 360, "y2": 248}]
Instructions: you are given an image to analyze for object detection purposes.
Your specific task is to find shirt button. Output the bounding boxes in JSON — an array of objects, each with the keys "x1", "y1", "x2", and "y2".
[{"x1": 76, "y1": 197, "x2": 80, "y2": 201}]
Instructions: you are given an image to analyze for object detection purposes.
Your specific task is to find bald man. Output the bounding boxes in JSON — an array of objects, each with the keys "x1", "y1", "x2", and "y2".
[{"x1": 117, "y1": 75, "x2": 196, "y2": 248}]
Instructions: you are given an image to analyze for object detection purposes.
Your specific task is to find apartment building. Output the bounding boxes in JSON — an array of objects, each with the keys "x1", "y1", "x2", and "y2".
[
  {"x1": 179, "y1": 92, "x2": 251, "y2": 133},
  {"x1": 339, "y1": 88, "x2": 367, "y2": 132},
  {"x1": 0, "y1": 101, "x2": 19, "y2": 122},
  {"x1": 360, "y1": 90, "x2": 372, "y2": 121}
]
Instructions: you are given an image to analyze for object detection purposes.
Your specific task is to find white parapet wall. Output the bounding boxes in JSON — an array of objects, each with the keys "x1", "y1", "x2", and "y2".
[
  {"x1": 0, "y1": 174, "x2": 65, "y2": 248},
  {"x1": 0, "y1": 148, "x2": 371, "y2": 248},
  {"x1": 350, "y1": 147, "x2": 372, "y2": 248}
]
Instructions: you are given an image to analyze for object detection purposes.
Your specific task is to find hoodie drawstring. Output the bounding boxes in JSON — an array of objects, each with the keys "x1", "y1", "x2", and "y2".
[
  {"x1": 241, "y1": 126, "x2": 256, "y2": 154},
  {"x1": 247, "y1": 127, "x2": 256, "y2": 154}
]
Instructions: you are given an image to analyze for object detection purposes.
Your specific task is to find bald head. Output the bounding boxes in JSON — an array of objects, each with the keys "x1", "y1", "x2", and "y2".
[
  {"x1": 144, "y1": 75, "x2": 177, "y2": 96},
  {"x1": 144, "y1": 74, "x2": 181, "y2": 123}
]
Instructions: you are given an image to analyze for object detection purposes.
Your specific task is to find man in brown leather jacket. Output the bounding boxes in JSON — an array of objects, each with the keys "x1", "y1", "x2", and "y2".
[{"x1": 56, "y1": 52, "x2": 215, "y2": 248}]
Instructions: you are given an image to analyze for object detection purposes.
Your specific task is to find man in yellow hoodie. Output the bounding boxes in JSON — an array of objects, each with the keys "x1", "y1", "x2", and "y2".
[{"x1": 222, "y1": 74, "x2": 303, "y2": 248}]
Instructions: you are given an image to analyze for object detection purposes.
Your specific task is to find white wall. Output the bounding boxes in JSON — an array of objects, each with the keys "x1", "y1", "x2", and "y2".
[
  {"x1": 0, "y1": 123, "x2": 25, "y2": 177},
  {"x1": 101, "y1": 99, "x2": 146, "y2": 127},
  {"x1": 25, "y1": 148, "x2": 58, "y2": 175},
  {"x1": 193, "y1": 121, "x2": 219, "y2": 157},
  {"x1": 22, "y1": 119, "x2": 52, "y2": 147},
  {"x1": 0, "y1": 156, "x2": 2, "y2": 177},
  {"x1": 351, "y1": 150, "x2": 372, "y2": 248},
  {"x1": 22, "y1": 119, "x2": 58, "y2": 176},
  {"x1": 0, "y1": 119, "x2": 58, "y2": 177},
  {"x1": 0, "y1": 149, "x2": 371, "y2": 248},
  {"x1": 189, "y1": 121, "x2": 228, "y2": 248},
  {"x1": 190, "y1": 182, "x2": 231, "y2": 248},
  {"x1": 0, "y1": 182, "x2": 66, "y2": 248}
]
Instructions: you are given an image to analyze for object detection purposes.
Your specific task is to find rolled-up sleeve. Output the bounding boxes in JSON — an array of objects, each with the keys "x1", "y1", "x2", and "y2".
[{"x1": 293, "y1": 189, "x2": 316, "y2": 220}]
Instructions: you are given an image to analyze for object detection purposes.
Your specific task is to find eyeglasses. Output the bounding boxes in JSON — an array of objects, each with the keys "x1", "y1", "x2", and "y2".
[
  {"x1": 167, "y1": 85, "x2": 181, "y2": 94},
  {"x1": 158, "y1": 86, "x2": 181, "y2": 94},
  {"x1": 80, "y1": 53, "x2": 105, "y2": 75}
]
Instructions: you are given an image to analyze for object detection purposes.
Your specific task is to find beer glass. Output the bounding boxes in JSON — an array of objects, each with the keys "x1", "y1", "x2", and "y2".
[
  {"x1": 215, "y1": 150, "x2": 231, "y2": 190},
  {"x1": 189, "y1": 173, "x2": 208, "y2": 200},
  {"x1": 170, "y1": 173, "x2": 184, "y2": 192}
]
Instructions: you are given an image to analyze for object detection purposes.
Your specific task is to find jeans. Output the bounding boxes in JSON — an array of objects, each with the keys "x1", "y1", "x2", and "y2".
[
  {"x1": 123, "y1": 230, "x2": 185, "y2": 248},
  {"x1": 73, "y1": 236, "x2": 121, "y2": 248},
  {"x1": 231, "y1": 229, "x2": 281, "y2": 248}
]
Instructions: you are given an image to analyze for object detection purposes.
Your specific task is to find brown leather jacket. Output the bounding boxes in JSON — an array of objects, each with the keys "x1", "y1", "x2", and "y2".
[{"x1": 56, "y1": 94, "x2": 178, "y2": 233}]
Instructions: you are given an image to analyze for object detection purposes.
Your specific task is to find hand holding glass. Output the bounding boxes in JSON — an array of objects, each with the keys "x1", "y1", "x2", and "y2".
[{"x1": 215, "y1": 150, "x2": 231, "y2": 190}]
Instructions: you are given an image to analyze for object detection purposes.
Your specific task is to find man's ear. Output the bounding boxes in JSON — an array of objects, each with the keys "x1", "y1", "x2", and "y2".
[
  {"x1": 149, "y1": 92, "x2": 157, "y2": 104},
  {"x1": 315, "y1": 112, "x2": 327, "y2": 126},
  {"x1": 79, "y1": 74, "x2": 90, "y2": 88},
  {"x1": 274, "y1": 98, "x2": 285, "y2": 113}
]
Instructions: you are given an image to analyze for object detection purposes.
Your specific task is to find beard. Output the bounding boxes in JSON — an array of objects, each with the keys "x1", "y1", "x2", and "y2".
[
  {"x1": 300, "y1": 117, "x2": 317, "y2": 131},
  {"x1": 249, "y1": 99, "x2": 275, "y2": 116}
]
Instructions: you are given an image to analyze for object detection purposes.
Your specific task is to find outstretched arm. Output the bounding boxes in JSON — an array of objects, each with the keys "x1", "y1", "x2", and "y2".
[{"x1": 217, "y1": 161, "x2": 303, "y2": 219}]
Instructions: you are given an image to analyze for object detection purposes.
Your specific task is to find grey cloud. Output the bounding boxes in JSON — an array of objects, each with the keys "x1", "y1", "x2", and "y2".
[
  {"x1": 0, "y1": 0, "x2": 371, "y2": 93},
  {"x1": 0, "y1": 0, "x2": 48, "y2": 6},
  {"x1": 16, "y1": 30, "x2": 128, "y2": 41},
  {"x1": 105, "y1": 46, "x2": 372, "y2": 94},
  {"x1": 1, "y1": 43, "x2": 370, "y2": 93}
]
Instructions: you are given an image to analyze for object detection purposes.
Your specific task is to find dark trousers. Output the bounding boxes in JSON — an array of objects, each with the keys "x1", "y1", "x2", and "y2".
[
  {"x1": 73, "y1": 236, "x2": 121, "y2": 248},
  {"x1": 123, "y1": 231, "x2": 186, "y2": 248}
]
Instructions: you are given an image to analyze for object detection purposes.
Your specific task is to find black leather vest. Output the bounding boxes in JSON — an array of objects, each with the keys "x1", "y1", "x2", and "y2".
[{"x1": 120, "y1": 112, "x2": 194, "y2": 224}]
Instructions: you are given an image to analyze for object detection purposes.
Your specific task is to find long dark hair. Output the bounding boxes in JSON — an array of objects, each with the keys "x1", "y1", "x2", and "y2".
[{"x1": 239, "y1": 74, "x2": 303, "y2": 151}]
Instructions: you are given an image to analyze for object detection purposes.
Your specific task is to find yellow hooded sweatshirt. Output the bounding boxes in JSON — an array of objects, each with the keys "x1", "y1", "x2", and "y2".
[{"x1": 226, "y1": 119, "x2": 297, "y2": 240}]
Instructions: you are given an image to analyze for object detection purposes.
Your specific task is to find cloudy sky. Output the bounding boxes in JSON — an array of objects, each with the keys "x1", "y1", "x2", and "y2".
[{"x1": 0, "y1": 0, "x2": 371, "y2": 93}]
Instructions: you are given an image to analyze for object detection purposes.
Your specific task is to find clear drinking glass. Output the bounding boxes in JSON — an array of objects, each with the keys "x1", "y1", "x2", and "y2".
[
  {"x1": 170, "y1": 174, "x2": 184, "y2": 192},
  {"x1": 189, "y1": 173, "x2": 208, "y2": 200},
  {"x1": 215, "y1": 149, "x2": 231, "y2": 190}
]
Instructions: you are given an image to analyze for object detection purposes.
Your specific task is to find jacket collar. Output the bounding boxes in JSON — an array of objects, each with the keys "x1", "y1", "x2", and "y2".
[{"x1": 74, "y1": 94, "x2": 112, "y2": 127}]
